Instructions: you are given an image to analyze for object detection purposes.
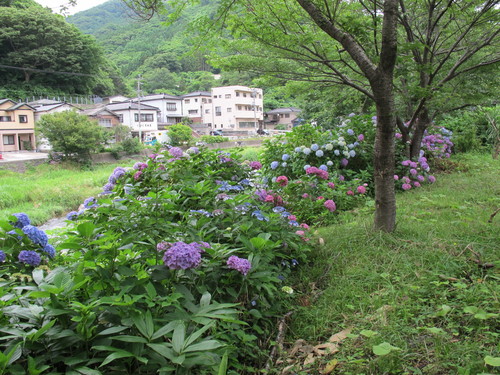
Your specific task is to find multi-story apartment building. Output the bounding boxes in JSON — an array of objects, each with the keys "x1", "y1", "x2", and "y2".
[
  {"x1": 210, "y1": 86, "x2": 263, "y2": 131},
  {"x1": 182, "y1": 91, "x2": 212, "y2": 125},
  {"x1": 0, "y1": 99, "x2": 36, "y2": 152}
]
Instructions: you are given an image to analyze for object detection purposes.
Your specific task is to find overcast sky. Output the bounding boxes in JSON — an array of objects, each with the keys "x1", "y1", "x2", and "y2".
[{"x1": 35, "y1": 0, "x2": 109, "y2": 15}]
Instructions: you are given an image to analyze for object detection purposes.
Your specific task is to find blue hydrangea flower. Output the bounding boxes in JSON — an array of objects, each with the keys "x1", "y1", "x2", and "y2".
[
  {"x1": 349, "y1": 150, "x2": 356, "y2": 157},
  {"x1": 288, "y1": 220, "x2": 299, "y2": 227},
  {"x1": 282, "y1": 154, "x2": 290, "y2": 161},
  {"x1": 83, "y1": 197, "x2": 98, "y2": 209},
  {"x1": 316, "y1": 150, "x2": 324, "y2": 157},
  {"x1": 334, "y1": 150, "x2": 340, "y2": 156},
  {"x1": 0, "y1": 250, "x2": 5, "y2": 262},
  {"x1": 294, "y1": 146, "x2": 302, "y2": 152},
  {"x1": 22, "y1": 225, "x2": 48, "y2": 247},
  {"x1": 251, "y1": 210, "x2": 269, "y2": 221},
  {"x1": 348, "y1": 144, "x2": 355, "y2": 149},
  {"x1": 271, "y1": 161, "x2": 279, "y2": 170},
  {"x1": 18, "y1": 250, "x2": 41, "y2": 266},
  {"x1": 303, "y1": 148, "x2": 311, "y2": 155},
  {"x1": 190, "y1": 209, "x2": 212, "y2": 217},
  {"x1": 311, "y1": 144, "x2": 319, "y2": 151},
  {"x1": 347, "y1": 129, "x2": 355, "y2": 135},
  {"x1": 304, "y1": 164, "x2": 311, "y2": 170},
  {"x1": 66, "y1": 211, "x2": 79, "y2": 221},
  {"x1": 240, "y1": 178, "x2": 251, "y2": 186},
  {"x1": 354, "y1": 141, "x2": 360, "y2": 147},
  {"x1": 319, "y1": 165, "x2": 328, "y2": 171},
  {"x1": 42, "y1": 244, "x2": 56, "y2": 258},
  {"x1": 273, "y1": 206, "x2": 286, "y2": 213},
  {"x1": 12, "y1": 213, "x2": 30, "y2": 229}
]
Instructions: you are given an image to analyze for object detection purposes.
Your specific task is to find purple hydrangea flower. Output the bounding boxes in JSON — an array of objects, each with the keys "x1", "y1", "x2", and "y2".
[
  {"x1": 103, "y1": 183, "x2": 115, "y2": 193},
  {"x1": 410, "y1": 168, "x2": 418, "y2": 176},
  {"x1": 402, "y1": 183, "x2": 412, "y2": 191},
  {"x1": 341, "y1": 158, "x2": 349, "y2": 167},
  {"x1": 18, "y1": 250, "x2": 41, "y2": 266},
  {"x1": 0, "y1": 250, "x2": 5, "y2": 262},
  {"x1": 22, "y1": 225, "x2": 48, "y2": 247},
  {"x1": 428, "y1": 175, "x2": 436, "y2": 183},
  {"x1": 249, "y1": 161, "x2": 262, "y2": 170},
  {"x1": 227, "y1": 255, "x2": 251, "y2": 276},
  {"x1": 42, "y1": 244, "x2": 56, "y2": 258},
  {"x1": 417, "y1": 175, "x2": 425, "y2": 182},
  {"x1": 169, "y1": 147, "x2": 184, "y2": 158},
  {"x1": 108, "y1": 167, "x2": 126, "y2": 184},
  {"x1": 347, "y1": 129, "x2": 355, "y2": 135},
  {"x1": 12, "y1": 213, "x2": 30, "y2": 229},
  {"x1": 187, "y1": 147, "x2": 199, "y2": 154},
  {"x1": 133, "y1": 162, "x2": 148, "y2": 171},
  {"x1": 163, "y1": 242, "x2": 203, "y2": 270}
]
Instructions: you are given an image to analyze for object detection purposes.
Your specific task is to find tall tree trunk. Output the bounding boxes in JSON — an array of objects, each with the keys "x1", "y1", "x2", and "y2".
[
  {"x1": 410, "y1": 106, "x2": 431, "y2": 160},
  {"x1": 372, "y1": 74, "x2": 396, "y2": 232}
]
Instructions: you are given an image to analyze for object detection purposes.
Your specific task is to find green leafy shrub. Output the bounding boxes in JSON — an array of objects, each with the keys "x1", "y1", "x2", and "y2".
[
  {"x1": 0, "y1": 146, "x2": 311, "y2": 373},
  {"x1": 120, "y1": 137, "x2": 143, "y2": 155},
  {"x1": 200, "y1": 135, "x2": 229, "y2": 144},
  {"x1": 168, "y1": 124, "x2": 193, "y2": 146}
]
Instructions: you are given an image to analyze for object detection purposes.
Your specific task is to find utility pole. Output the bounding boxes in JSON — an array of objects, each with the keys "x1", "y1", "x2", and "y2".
[
  {"x1": 252, "y1": 88, "x2": 257, "y2": 133},
  {"x1": 137, "y1": 75, "x2": 142, "y2": 142}
]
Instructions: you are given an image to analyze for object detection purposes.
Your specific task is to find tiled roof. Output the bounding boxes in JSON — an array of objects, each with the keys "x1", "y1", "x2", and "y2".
[
  {"x1": 106, "y1": 102, "x2": 160, "y2": 111},
  {"x1": 265, "y1": 107, "x2": 302, "y2": 114}
]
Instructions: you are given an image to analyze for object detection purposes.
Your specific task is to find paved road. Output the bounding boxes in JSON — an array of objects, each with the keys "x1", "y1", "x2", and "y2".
[{"x1": 0, "y1": 151, "x2": 48, "y2": 163}]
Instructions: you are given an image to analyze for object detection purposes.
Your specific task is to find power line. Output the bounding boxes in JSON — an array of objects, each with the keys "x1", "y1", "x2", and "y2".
[{"x1": 0, "y1": 63, "x2": 123, "y2": 79}]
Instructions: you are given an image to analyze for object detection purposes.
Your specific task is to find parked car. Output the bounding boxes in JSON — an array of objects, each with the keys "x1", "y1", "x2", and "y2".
[
  {"x1": 210, "y1": 130, "x2": 224, "y2": 136},
  {"x1": 257, "y1": 128, "x2": 269, "y2": 135}
]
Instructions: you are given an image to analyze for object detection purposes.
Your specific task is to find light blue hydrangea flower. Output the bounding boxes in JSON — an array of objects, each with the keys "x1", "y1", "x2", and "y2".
[
  {"x1": 347, "y1": 129, "x2": 355, "y2": 135},
  {"x1": 303, "y1": 148, "x2": 311, "y2": 155},
  {"x1": 348, "y1": 144, "x2": 355, "y2": 149},
  {"x1": 311, "y1": 144, "x2": 319, "y2": 151},
  {"x1": 295, "y1": 146, "x2": 302, "y2": 152},
  {"x1": 319, "y1": 165, "x2": 328, "y2": 171},
  {"x1": 281, "y1": 162, "x2": 287, "y2": 167},
  {"x1": 304, "y1": 164, "x2": 311, "y2": 170},
  {"x1": 271, "y1": 161, "x2": 279, "y2": 169},
  {"x1": 334, "y1": 150, "x2": 340, "y2": 156},
  {"x1": 316, "y1": 150, "x2": 324, "y2": 157},
  {"x1": 327, "y1": 161, "x2": 333, "y2": 166},
  {"x1": 282, "y1": 154, "x2": 290, "y2": 161},
  {"x1": 349, "y1": 150, "x2": 356, "y2": 157}
]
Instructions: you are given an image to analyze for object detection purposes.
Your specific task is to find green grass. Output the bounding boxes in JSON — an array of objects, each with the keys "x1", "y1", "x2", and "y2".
[
  {"x1": 283, "y1": 153, "x2": 499, "y2": 374},
  {"x1": 0, "y1": 160, "x2": 137, "y2": 225}
]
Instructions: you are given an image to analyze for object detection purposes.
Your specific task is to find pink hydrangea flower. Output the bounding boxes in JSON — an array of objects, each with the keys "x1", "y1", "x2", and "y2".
[
  {"x1": 413, "y1": 181, "x2": 421, "y2": 187},
  {"x1": 249, "y1": 161, "x2": 262, "y2": 170},
  {"x1": 288, "y1": 215, "x2": 297, "y2": 221},
  {"x1": 394, "y1": 175, "x2": 399, "y2": 180},
  {"x1": 295, "y1": 230, "x2": 305, "y2": 236},
  {"x1": 347, "y1": 190, "x2": 354, "y2": 196},
  {"x1": 317, "y1": 196, "x2": 324, "y2": 200},
  {"x1": 357, "y1": 186, "x2": 366, "y2": 194},
  {"x1": 328, "y1": 182, "x2": 335, "y2": 189},
  {"x1": 358, "y1": 134, "x2": 365, "y2": 141},
  {"x1": 276, "y1": 176, "x2": 289, "y2": 187},
  {"x1": 302, "y1": 193, "x2": 309, "y2": 198},
  {"x1": 300, "y1": 223, "x2": 310, "y2": 230},
  {"x1": 133, "y1": 171, "x2": 143, "y2": 180},
  {"x1": 402, "y1": 183, "x2": 412, "y2": 190},
  {"x1": 324, "y1": 199, "x2": 336, "y2": 212},
  {"x1": 265, "y1": 195, "x2": 274, "y2": 202}
]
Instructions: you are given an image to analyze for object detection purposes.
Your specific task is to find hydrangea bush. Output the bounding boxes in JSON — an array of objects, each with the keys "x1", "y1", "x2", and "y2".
[{"x1": 0, "y1": 146, "x2": 311, "y2": 374}]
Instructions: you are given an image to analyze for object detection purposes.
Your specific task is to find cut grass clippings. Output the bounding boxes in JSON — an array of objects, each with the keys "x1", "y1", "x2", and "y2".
[{"x1": 281, "y1": 153, "x2": 499, "y2": 374}]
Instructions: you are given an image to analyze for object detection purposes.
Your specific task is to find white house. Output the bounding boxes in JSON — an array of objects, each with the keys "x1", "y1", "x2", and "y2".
[
  {"x1": 131, "y1": 93, "x2": 184, "y2": 128},
  {"x1": 210, "y1": 86, "x2": 264, "y2": 131},
  {"x1": 106, "y1": 101, "x2": 160, "y2": 140},
  {"x1": 33, "y1": 102, "x2": 81, "y2": 122},
  {"x1": 264, "y1": 107, "x2": 302, "y2": 130},
  {"x1": 182, "y1": 91, "x2": 213, "y2": 125}
]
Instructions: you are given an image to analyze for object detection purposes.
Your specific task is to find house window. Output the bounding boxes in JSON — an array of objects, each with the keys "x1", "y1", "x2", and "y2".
[
  {"x1": 227, "y1": 108, "x2": 232, "y2": 112},
  {"x1": 188, "y1": 110, "x2": 198, "y2": 115},
  {"x1": 195, "y1": 99, "x2": 198, "y2": 102},
  {"x1": 225, "y1": 94, "x2": 231, "y2": 99},
  {"x1": 118, "y1": 114, "x2": 123, "y2": 122},
  {"x1": 208, "y1": 99, "x2": 212, "y2": 103},
  {"x1": 215, "y1": 106, "x2": 221, "y2": 116},
  {"x1": 285, "y1": 114, "x2": 290, "y2": 118},
  {"x1": 185, "y1": 99, "x2": 190, "y2": 104},
  {"x1": 166, "y1": 103, "x2": 176, "y2": 111},
  {"x1": 3, "y1": 135, "x2": 15, "y2": 145},
  {"x1": 205, "y1": 109, "x2": 210, "y2": 114},
  {"x1": 237, "y1": 105, "x2": 242, "y2": 111},
  {"x1": 18, "y1": 115, "x2": 28, "y2": 123},
  {"x1": 243, "y1": 93, "x2": 247, "y2": 97},
  {"x1": 202, "y1": 98, "x2": 207, "y2": 103},
  {"x1": 0, "y1": 116, "x2": 12, "y2": 122},
  {"x1": 236, "y1": 92, "x2": 240, "y2": 97},
  {"x1": 99, "y1": 118, "x2": 112, "y2": 127},
  {"x1": 134, "y1": 113, "x2": 154, "y2": 122}
]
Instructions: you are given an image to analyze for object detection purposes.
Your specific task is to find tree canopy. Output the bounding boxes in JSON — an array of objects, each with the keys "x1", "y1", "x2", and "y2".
[{"x1": 0, "y1": 4, "x2": 123, "y2": 97}]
